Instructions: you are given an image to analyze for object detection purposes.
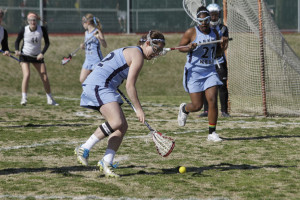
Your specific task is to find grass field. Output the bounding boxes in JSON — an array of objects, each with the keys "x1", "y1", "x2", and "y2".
[{"x1": 0, "y1": 33, "x2": 300, "y2": 199}]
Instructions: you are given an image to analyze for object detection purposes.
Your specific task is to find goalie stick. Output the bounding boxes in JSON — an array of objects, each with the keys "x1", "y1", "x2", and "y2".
[
  {"x1": 61, "y1": 34, "x2": 95, "y2": 65},
  {"x1": 117, "y1": 88, "x2": 175, "y2": 157},
  {"x1": 0, "y1": 49, "x2": 20, "y2": 62},
  {"x1": 161, "y1": 38, "x2": 233, "y2": 55}
]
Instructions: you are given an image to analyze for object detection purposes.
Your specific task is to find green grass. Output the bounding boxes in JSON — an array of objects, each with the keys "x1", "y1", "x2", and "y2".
[{"x1": 0, "y1": 33, "x2": 300, "y2": 199}]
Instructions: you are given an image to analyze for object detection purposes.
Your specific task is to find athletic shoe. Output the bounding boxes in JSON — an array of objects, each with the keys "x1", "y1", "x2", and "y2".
[
  {"x1": 74, "y1": 146, "x2": 89, "y2": 166},
  {"x1": 20, "y1": 98, "x2": 27, "y2": 106},
  {"x1": 198, "y1": 111, "x2": 208, "y2": 117},
  {"x1": 178, "y1": 103, "x2": 188, "y2": 127},
  {"x1": 207, "y1": 132, "x2": 222, "y2": 142},
  {"x1": 221, "y1": 112, "x2": 231, "y2": 117},
  {"x1": 98, "y1": 159, "x2": 120, "y2": 178},
  {"x1": 47, "y1": 98, "x2": 59, "y2": 106}
]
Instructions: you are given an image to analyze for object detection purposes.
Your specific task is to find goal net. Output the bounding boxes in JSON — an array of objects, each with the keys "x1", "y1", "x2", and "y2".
[{"x1": 225, "y1": 0, "x2": 300, "y2": 116}]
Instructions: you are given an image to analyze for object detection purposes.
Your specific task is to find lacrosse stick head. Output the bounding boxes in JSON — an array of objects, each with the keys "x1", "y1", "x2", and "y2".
[
  {"x1": 152, "y1": 131, "x2": 175, "y2": 157},
  {"x1": 183, "y1": 0, "x2": 207, "y2": 25},
  {"x1": 61, "y1": 54, "x2": 72, "y2": 65}
]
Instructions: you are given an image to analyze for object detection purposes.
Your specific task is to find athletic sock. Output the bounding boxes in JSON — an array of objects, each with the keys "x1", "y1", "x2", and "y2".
[
  {"x1": 182, "y1": 105, "x2": 189, "y2": 114},
  {"x1": 209, "y1": 123, "x2": 216, "y2": 134},
  {"x1": 81, "y1": 134, "x2": 100, "y2": 150},
  {"x1": 46, "y1": 93, "x2": 52, "y2": 100},
  {"x1": 103, "y1": 149, "x2": 116, "y2": 164},
  {"x1": 22, "y1": 93, "x2": 27, "y2": 99}
]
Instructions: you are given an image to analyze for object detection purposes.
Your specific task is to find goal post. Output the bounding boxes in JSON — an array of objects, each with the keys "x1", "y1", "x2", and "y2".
[{"x1": 224, "y1": 0, "x2": 300, "y2": 116}]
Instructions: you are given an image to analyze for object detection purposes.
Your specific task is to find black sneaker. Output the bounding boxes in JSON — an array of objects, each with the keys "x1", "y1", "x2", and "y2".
[{"x1": 221, "y1": 112, "x2": 231, "y2": 117}]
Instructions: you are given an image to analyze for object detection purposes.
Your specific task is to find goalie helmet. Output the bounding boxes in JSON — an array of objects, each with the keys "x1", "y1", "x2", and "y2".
[{"x1": 207, "y1": 3, "x2": 222, "y2": 26}]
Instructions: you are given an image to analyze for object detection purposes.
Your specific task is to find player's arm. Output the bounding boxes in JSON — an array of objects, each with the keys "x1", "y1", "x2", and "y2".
[
  {"x1": 1, "y1": 29, "x2": 10, "y2": 56},
  {"x1": 178, "y1": 27, "x2": 197, "y2": 53},
  {"x1": 125, "y1": 48, "x2": 145, "y2": 123},
  {"x1": 220, "y1": 25, "x2": 229, "y2": 52},
  {"x1": 94, "y1": 30, "x2": 107, "y2": 48},
  {"x1": 15, "y1": 27, "x2": 24, "y2": 56}
]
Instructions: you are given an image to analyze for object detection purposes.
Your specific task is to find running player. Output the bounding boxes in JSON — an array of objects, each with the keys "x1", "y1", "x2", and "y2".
[
  {"x1": 199, "y1": 3, "x2": 230, "y2": 118},
  {"x1": 177, "y1": 6, "x2": 228, "y2": 142},
  {"x1": 80, "y1": 13, "x2": 107, "y2": 83},
  {"x1": 0, "y1": 9, "x2": 10, "y2": 57},
  {"x1": 74, "y1": 30, "x2": 165, "y2": 177},
  {"x1": 15, "y1": 12, "x2": 58, "y2": 106}
]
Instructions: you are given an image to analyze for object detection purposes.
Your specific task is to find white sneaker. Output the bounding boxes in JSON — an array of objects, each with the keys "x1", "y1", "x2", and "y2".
[
  {"x1": 20, "y1": 98, "x2": 27, "y2": 106},
  {"x1": 47, "y1": 98, "x2": 59, "y2": 106},
  {"x1": 178, "y1": 103, "x2": 188, "y2": 127},
  {"x1": 98, "y1": 159, "x2": 120, "y2": 178},
  {"x1": 207, "y1": 132, "x2": 222, "y2": 142},
  {"x1": 74, "y1": 146, "x2": 89, "y2": 166}
]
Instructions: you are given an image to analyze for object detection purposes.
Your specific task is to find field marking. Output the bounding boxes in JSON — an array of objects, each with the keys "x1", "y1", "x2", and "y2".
[{"x1": 0, "y1": 195, "x2": 223, "y2": 200}]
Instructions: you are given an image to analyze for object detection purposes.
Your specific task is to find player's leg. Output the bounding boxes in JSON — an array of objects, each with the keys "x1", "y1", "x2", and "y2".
[
  {"x1": 198, "y1": 95, "x2": 208, "y2": 117},
  {"x1": 216, "y1": 61, "x2": 230, "y2": 117},
  {"x1": 33, "y1": 62, "x2": 58, "y2": 105},
  {"x1": 205, "y1": 86, "x2": 222, "y2": 142},
  {"x1": 178, "y1": 92, "x2": 204, "y2": 126},
  {"x1": 20, "y1": 62, "x2": 30, "y2": 105},
  {"x1": 79, "y1": 68, "x2": 92, "y2": 84}
]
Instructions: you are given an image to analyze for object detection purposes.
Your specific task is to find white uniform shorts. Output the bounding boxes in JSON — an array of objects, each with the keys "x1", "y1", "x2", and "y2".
[{"x1": 80, "y1": 84, "x2": 123, "y2": 110}]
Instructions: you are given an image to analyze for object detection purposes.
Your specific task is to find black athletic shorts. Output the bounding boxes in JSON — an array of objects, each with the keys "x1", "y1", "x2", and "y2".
[
  {"x1": 19, "y1": 54, "x2": 44, "y2": 63},
  {"x1": 215, "y1": 61, "x2": 228, "y2": 81}
]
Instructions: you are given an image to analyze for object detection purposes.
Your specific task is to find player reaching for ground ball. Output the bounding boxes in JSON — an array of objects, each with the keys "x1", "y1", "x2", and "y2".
[
  {"x1": 15, "y1": 12, "x2": 58, "y2": 106},
  {"x1": 177, "y1": 6, "x2": 228, "y2": 142},
  {"x1": 80, "y1": 13, "x2": 107, "y2": 83},
  {"x1": 74, "y1": 30, "x2": 165, "y2": 178},
  {"x1": 199, "y1": 3, "x2": 230, "y2": 118},
  {"x1": 0, "y1": 9, "x2": 10, "y2": 57}
]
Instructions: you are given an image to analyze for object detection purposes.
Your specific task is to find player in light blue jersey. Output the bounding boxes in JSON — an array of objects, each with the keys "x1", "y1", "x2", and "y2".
[
  {"x1": 177, "y1": 6, "x2": 228, "y2": 142},
  {"x1": 75, "y1": 30, "x2": 165, "y2": 178},
  {"x1": 80, "y1": 13, "x2": 107, "y2": 83},
  {"x1": 199, "y1": 3, "x2": 230, "y2": 118}
]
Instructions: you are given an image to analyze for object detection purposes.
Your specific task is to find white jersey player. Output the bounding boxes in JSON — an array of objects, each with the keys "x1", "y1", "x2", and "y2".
[
  {"x1": 15, "y1": 12, "x2": 58, "y2": 106},
  {"x1": 0, "y1": 9, "x2": 10, "y2": 57}
]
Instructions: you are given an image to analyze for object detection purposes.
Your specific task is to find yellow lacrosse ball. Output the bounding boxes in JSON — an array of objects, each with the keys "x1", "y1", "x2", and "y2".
[{"x1": 179, "y1": 166, "x2": 186, "y2": 174}]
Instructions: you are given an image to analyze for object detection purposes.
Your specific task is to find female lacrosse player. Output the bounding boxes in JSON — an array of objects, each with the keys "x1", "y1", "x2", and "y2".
[
  {"x1": 177, "y1": 6, "x2": 228, "y2": 142},
  {"x1": 15, "y1": 12, "x2": 58, "y2": 106},
  {"x1": 80, "y1": 13, "x2": 107, "y2": 83},
  {"x1": 198, "y1": 3, "x2": 230, "y2": 118},
  {"x1": 75, "y1": 30, "x2": 165, "y2": 178},
  {"x1": 0, "y1": 9, "x2": 10, "y2": 57}
]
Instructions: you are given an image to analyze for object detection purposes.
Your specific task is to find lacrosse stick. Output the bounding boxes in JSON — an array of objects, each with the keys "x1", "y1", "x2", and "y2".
[
  {"x1": 183, "y1": 0, "x2": 206, "y2": 24},
  {"x1": 117, "y1": 88, "x2": 175, "y2": 157},
  {"x1": 0, "y1": 49, "x2": 20, "y2": 62},
  {"x1": 161, "y1": 38, "x2": 233, "y2": 56},
  {"x1": 61, "y1": 34, "x2": 95, "y2": 65}
]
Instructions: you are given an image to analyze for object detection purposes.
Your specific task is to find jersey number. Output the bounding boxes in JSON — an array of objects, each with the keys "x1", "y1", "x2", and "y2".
[
  {"x1": 201, "y1": 46, "x2": 216, "y2": 59},
  {"x1": 31, "y1": 37, "x2": 38, "y2": 43},
  {"x1": 97, "y1": 52, "x2": 115, "y2": 67}
]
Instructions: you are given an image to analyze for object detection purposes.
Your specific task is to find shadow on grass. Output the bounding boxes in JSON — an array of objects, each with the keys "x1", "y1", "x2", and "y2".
[
  {"x1": 221, "y1": 135, "x2": 300, "y2": 141},
  {"x1": 0, "y1": 163, "x2": 296, "y2": 177},
  {"x1": 0, "y1": 123, "x2": 91, "y2": 128}
]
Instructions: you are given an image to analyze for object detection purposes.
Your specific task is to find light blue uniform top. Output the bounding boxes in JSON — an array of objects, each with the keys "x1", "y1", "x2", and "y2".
[
  {"x1": 183, "y1": 26, "x2": 222, "y2": 93},
  {"x1": 82, "y1": 28, "x2": 103, "y2": 70}
]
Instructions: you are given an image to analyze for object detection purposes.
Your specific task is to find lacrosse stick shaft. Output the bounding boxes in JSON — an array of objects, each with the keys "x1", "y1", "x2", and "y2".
[
  {"x1": 0, "y1": 49, "x2": 20, "y2": 62},
  {"x1": 70, "y1": 34, "x2": 95, "y2": 56},
  {"x1": 117, "y1": 88, "x2": 154, "y2": 132}
]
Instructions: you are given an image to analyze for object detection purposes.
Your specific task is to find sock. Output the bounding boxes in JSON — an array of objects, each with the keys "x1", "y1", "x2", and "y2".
[
  {"x1": 81, "y1": 134, "x2": 100, "y2": 150},
  {"x1": 22, "y1": 93, "x2": 27, "y2": 99},
  {"x1": 182, "y1": 105, "x2": 189, "y2": 114},
  {"x1": 46, "y1": 93, "x2": 52, "y2": 100},
  {"x1": 103, "y1": 149, "x2": 116, "y2": 164},
  {"x1": 209, "y1": 123, "x2": 216, "y2": 134}
]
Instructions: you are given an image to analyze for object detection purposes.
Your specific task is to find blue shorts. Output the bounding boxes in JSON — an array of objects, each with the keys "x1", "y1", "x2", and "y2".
[
  {"x1": 80, "y1": 84, "x2": 123, "y2": 110},
  {"x1": 183, "y1": 71, "x2": 223, "y2": 93}
]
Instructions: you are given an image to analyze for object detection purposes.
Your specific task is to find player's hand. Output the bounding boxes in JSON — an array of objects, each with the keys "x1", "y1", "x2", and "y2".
[
  {"x1": 136, "y1": 108, "x2": 145, "y2": 124},
  {"x1": 188, "y1": 43, "x2": 197, "y2": 51},
  {"x1": 15, "y1": 50, "x2": 21, "y2": 56},
  {"x1": 94, "y1": 31, "x2": 99, "y2": 37},
  {"x1": 221, "y1": 37, "x2": 229, "y2": 51},
  {"x1": 3, "y1": 51, "x2": 10, "y2": 56},
  {"x1": 37, "y1": 53, "x2": 44, "y2": 60},
  {"x1": 80, "y1": 43, "x2": 85, "y2": 49}
]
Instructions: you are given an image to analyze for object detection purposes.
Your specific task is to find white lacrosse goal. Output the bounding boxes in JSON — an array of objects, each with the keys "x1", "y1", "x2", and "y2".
[{"x1": 223, "y1": 0, "x2": 300, "y2": 116}]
